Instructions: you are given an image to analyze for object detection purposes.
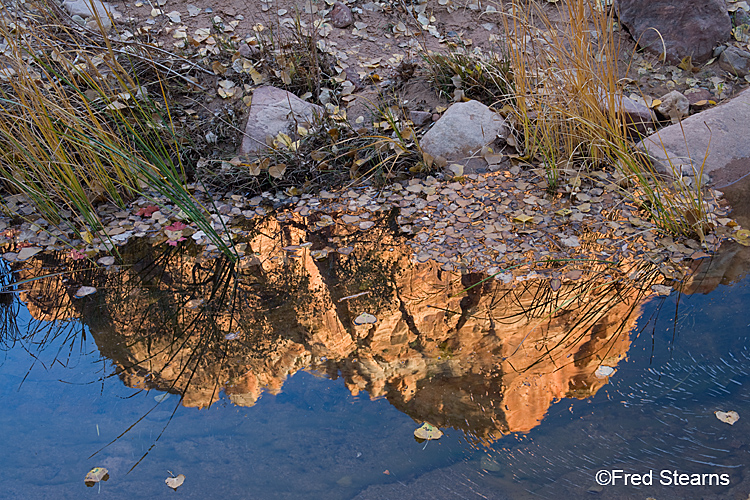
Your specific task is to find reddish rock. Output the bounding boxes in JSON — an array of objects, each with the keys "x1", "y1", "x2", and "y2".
[
  {"x1": 684, "y1": 87, "x2": 712, "y2": 105},
  {"x1": 615, "y1": 0, "x2": 731, "y2": 63},
  {"x1": 636, "y1": 86, "x2": 750, "y2": 184},
  {"x1": 330, "y1": 1, "x2": 353, "y2": 29},
  {"x1": 719, "y1": 46, "x2": 750, "y2": 77},
  {"x1": 409, "y1": 110, "x2": 432, "y2": 126}
]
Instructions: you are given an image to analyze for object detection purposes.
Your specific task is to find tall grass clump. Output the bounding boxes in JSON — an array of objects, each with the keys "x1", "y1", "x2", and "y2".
[
  {"x1": 0, "y1": 8, "x2": 236, "y2": 259},
  {"x1": 502, "y1": 0, "x2": 712, "y2": 239},
  {"x1": 423, "y1": 47, "x2": 514, "y2": 106}
]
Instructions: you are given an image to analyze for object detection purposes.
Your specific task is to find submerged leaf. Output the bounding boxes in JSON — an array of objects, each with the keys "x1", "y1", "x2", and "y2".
[
  {"x1": 185, "y1": 298, "x2": 204, "y2": 309},
  {"x1": 414, "y1": 422, "x2": 443, "y2": 440}
]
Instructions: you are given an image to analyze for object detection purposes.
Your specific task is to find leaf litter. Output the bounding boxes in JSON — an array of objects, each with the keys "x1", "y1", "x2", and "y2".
[{"x1": 0, "y1": 0, "x2": 743, "y2": 294}]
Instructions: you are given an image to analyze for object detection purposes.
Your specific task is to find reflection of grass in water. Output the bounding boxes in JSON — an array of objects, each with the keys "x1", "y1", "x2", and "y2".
[
  {"x1": 1, "y1": 223, "x2": 686, "y2": 465},
  {"x1": 439, "y1": 258, "x2": 663, "y2": 377}
]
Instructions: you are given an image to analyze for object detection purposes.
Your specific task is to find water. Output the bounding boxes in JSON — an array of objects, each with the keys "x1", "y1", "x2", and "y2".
[{"x1": 1, "y1": 226, "x2": 750, "y2": 499}]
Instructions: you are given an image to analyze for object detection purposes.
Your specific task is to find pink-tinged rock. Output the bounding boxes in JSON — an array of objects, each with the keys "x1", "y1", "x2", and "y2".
[
  {"x1": 615, "y1": 0, "x2": 731, "y2": 63},
  {"x1": 240, "y1": 86, "x2": 322, "y2": 156},
  {"x1": 330, "y1": 2, "x2": 354, "y2": 29},
  {"x1": 684, "y1": 87, "x2": 712, "y2": 105},
  {"x1": 719, "y1": 46, "x2": 750, "y2": 77},
  {"x1": 238, "y1": 42, "x2": 259, "y2": 58},
  {"x1": 636, "y1": 86, "x2": 750, "y2": 186},
  {"x1": 409, "y1": 110, "x2": 433, "y2": 126}
]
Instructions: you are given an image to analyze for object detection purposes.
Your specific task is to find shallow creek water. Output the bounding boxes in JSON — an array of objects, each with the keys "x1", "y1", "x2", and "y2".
[{"x1": 1, "y1": 212, "x2": 750, "y2": 500}]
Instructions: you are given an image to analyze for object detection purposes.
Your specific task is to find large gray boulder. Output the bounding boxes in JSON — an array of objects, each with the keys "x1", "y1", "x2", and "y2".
[
  {"x1": 419, "y1": 100, "x2": 507, "y2": 166},
  {"x1": 240, "y1": 86, "x2": 322, "y2": 156},
  {"x1": 636, "y1": 87, "x2": 750, "y2": 187},
  {"x1": 615, "y1": 0, "x2": 731, "y2": 64}
]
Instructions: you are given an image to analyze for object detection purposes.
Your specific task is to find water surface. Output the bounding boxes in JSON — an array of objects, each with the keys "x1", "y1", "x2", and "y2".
[{"x1": 2, "y1": 216, "x2": 749, "y2": 499}]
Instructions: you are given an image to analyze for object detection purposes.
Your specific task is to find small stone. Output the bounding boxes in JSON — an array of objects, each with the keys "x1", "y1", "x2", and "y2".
[
  {"x1": 735, "y1": 9, "x2": 750, "y2": 28},
  {"x1": 238, "y1": 42, "x2": 259, "y2": 58},
  {"x1": 684, "y1": 87, "x2": 712, "y2": 105},
  {"x1": 720, "y1": 46, "x2": 750, "y2": 77},
  {"x1": 656, "y1": 90, "x2": 690, "y2": 123},
  {"x1": 600, "y1": 90, "x2": 654, "y2": 134},
  {"x1": 62, "y1": 0, "x2": 121, "y2": 29},
  {"x1": 330, "y1": 1, "x2": 353, "y2": 28},
  {"x1": 409, "y1": 110, "x2": 432, "y2": 126}
]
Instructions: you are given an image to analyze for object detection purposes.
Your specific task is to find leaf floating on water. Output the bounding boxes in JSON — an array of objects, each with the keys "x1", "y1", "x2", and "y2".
[
  {"x1": 16, "y1": 246, "x2": 42, "y2": 261},
  {"x1": 715, "y1": 410, "x2": 740, "y2": 425},
  {"x1": 594, "y1": 365, "x2": 615, "y2": 379},
  {"x1": 185, "y1": 298, "x2": 204, "y2": 309},
  {"x1": 564, "y1": 270, "x2": 584, "y2": 280},
  {"x1": 354, "y1": 312, "x2": 377, "y2": 325},
  {"x1": 549, "y1": 278, "x2": 561, "y2": 291},
  {"x1": 734, "y1": 229, "x2": 750, "y2": 246},
  {"x1": 74, "y1": 286, "x2": 97, "y2": 298},
  {"x1": 651, "y1": 284, "x2": 672, "y2": 296},
  {"x1": 310, "y1": 249, "x2": 329, "y2": 260},
  {"x1": 84, "y1": 467, "x2": 109, "y2": 487},
  {"x1": 97, "y1": 256, "x2": 116, "y2": 266},
  {"x1": 154, "y1": 393, "x2": 170, "y2": 403},
  {"x1": 414, "y1": 422, "x2": 443, "y2": 440},
  {"x1": 338, "y1": 291, "x2": 371, "y2": 302},
  {"x1": 560, "y1": 236, "x2": 580, "y2": 248},
  {"x1": 165, "y1": 474, "x2": 185, "y2": 490}
]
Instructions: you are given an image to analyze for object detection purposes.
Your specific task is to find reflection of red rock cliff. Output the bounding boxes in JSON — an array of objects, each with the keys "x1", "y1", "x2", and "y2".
[
  {"x1": 14, "y1": 214, "x2": 646, "y2": 438},
  {"x1": 327, "y1": 260, "x2": 641, "y2": 440},
  {"x1": 14, "y1": 256, "x2": 79, "y2": 322}
]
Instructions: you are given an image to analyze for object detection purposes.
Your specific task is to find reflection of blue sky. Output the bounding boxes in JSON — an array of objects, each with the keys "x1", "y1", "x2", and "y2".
[{"x1": 1, "y1": 274, "x2": 749, "y2": 499}]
